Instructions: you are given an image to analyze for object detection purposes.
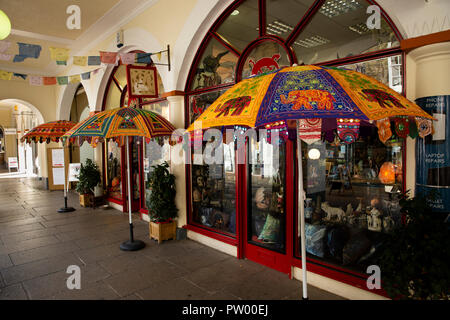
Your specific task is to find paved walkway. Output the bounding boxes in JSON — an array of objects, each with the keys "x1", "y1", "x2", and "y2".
[{"x1": 0, "y1": 174, "x2": 344, "y2": 300}]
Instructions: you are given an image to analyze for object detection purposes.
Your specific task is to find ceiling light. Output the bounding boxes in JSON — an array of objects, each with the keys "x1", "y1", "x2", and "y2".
[
  {"x1": 294, "y1": 35, "x2": 330, "y2": 48},
  {"x1": 348, "y1": 22, "x2": 371, "y2": 35},
  {"x1": 0, "y1": 10, "x2": 11, "y2": 40},
  {"x1": 319, "y1": 0, "x2": 361, "y2": 18},
  {"x1": 231, "y1": 10, "x2": 240, "y2": 16}
]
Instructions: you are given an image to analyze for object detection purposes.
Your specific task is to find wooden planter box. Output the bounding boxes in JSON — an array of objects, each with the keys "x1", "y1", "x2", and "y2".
[
  {"x1": 79, "y1": 194, "x2": 93, "y2": 207},
  {"x1": 149, "y1": 220, "x2": 176, "y2": 244}
]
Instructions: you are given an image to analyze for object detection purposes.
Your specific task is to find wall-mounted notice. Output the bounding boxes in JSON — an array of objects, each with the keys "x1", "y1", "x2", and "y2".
[
  {"x1": 68, "y1": 163, "x2": 81, "y2": 182},
  {"x1": 52, "y1": 148, "x2": 65, "y2": 167},
  {"x1": 416, "y1": 95, "x2": 450, "y2": 213},
  {"x1": 52, "y1": 167, "x2": 65, "y2": 185}
]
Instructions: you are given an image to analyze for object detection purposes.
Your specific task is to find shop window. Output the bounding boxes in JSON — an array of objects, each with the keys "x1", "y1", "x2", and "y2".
[
  {"x1": 142, "y1": 100, "x2": 170, "y2": 210},
  {"x1": 215, "y1": 0, "x2": 259, "y2": 52},
  {"x1": 296, "y1": 127, "x2": 403, "y2": 271},
  {"x1": 293, "y1": 0, "x2": 400, "y2": 65},
  {"x1": 189, "y1": 88, "x2": 228, "y2": 124},
  {"x1": 248, "y1": 137, "x2": 286, "y2": 252},
  {"x1": 190, "y1": 141, "x2": 237, "y2": 236},
  {"x1": 338, "y1": 55, "x2": 403, "y2": 93},
  {"x1": 106, "y1": 139, "x2": 122, "y2": 200},
  {"x1": 190, "y1": 38, "x2": 238, "y2": 92},
  {"x1": 266, "y1": 0, "x2": 315, "y2": 40}
]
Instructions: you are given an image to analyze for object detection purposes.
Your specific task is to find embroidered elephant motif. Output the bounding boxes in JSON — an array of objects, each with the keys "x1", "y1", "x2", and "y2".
[
  {"x1": 359, "y1": 89, "x2": 405, "y2": 109},
  {"x1": 280, "y1": 90, "x2": 335, "y2": 110},
  {"x1": 215, "y1": 96, "x2": 252, "y2": 118}
]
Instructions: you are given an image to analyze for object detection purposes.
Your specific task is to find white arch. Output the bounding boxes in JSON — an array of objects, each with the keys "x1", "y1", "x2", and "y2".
[
  {"x1": 0, "y1": 99, "x2": 44, "y2": 124},
  {"x1": 57, "y1": 83, "x2": 80, "y2": 120},
  {"x1": 173, "y1": 0, "x2": 414, "y2": 91},
  {"x1": 174, "y1": 0, "x2": 233, "y2": 91}
]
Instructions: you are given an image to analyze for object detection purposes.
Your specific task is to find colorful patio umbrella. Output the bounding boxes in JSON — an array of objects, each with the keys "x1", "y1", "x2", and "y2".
[
  {"x1": 187, "y1": 65, "x2": 434, "y2": 299},
  {"x1": 63, "y1": 107, "x2": 176, "y2": 251},
  {"x1": 20, "y1": 120, "x2": 77, "y2": 213}
]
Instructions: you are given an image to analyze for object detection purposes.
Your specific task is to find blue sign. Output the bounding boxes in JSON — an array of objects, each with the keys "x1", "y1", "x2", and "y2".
[{"x1": 415, "y1": 95, "x2": 450, "y2": 213}]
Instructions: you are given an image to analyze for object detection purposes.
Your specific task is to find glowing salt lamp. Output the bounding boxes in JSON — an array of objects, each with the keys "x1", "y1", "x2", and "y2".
[
  {"x1": 0, "y1": 10, "x2": 11, "y2": 40},
  {"x1": 379, "y1": 162, "x2": 396, "y2": 184}
]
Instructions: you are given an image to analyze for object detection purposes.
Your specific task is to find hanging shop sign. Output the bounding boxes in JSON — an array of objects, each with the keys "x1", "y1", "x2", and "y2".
[
  {"x1": 126, "y1": 65, "x2": 158, "y2": 99},
  {"x1": 415, "y1": 95, "x2": 450, "y2": 213}
]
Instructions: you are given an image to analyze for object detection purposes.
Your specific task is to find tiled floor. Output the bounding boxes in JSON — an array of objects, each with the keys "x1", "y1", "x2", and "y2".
[{"x1": 0, "y1": 173, "x2": 345, "y2": 300}]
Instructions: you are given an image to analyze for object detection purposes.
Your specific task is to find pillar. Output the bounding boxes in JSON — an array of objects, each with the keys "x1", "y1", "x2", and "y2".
[
  {"x1": 406, "y1": 42, "x2": 450, "y2": 199},
  {"x1": 166, "y1": 94, "x2": 187, "y2": 228}
]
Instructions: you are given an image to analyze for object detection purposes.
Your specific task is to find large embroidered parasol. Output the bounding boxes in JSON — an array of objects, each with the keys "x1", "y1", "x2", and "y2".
[
  {"x1": 187, "y1": 64, "x2": 434, "y2": 299},
  {"x1": 20, "y1": 120, "x2": 77, "y2": 213},
  {"x1": 63, "y1": 107, "x2": 176, "y2": 146},
  {"x1": 63, "y1": 106, "x2": 176, "y2": 252},
  {"x1": 187, "y1": 65, "x2": 433, "y2": 139},
  {"x1": 20, "y1": 120, "x2": 77, "y2": 144}
]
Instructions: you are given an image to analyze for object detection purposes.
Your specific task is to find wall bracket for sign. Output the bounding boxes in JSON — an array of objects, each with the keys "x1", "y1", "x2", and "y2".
[{"x1": 150, "y1": 44, "x2": 171, "y2": 71}]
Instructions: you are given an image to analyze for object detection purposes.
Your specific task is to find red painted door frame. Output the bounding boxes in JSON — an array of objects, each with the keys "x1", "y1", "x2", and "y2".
[{"x1": 239, "y1": 139, "x2": 294, "y2": 276}]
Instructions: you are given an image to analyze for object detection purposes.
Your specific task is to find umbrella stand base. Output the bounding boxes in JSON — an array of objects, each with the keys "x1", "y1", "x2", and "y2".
[
  {"x1": 120, "y1": 240, "x2": 145, "y2": 251},
  {"x1": 57, "y1": 207, "x2": 76, "y2": 213}
]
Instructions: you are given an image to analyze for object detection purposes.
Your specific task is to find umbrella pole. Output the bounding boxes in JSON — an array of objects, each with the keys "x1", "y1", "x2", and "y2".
[
  {"x1": 58, "y1": 148, "x2": 75, "y2": 213},
  {"x1": 120, "y1": 135, "x2": 145, "y2": 251},
  {"x1": 296, "y1": 120, "x2": 308, "y2": 300}
]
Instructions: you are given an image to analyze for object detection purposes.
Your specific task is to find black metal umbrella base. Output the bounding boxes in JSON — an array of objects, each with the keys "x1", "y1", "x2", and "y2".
[
  {"x1": 120, "y1": 240, "x2": 145, "y2": 251},
  {"x1": 57, "y1": 207, "x2": 76, "y2": 213}
]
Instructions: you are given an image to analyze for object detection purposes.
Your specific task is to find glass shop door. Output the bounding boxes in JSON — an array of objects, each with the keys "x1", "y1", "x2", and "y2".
[
  {"x1": 243, "y1": 137, "x2": 293, "y2": 274},
  {"x1": 125, "y1": 137, "x2": 141, "y2": 212}
]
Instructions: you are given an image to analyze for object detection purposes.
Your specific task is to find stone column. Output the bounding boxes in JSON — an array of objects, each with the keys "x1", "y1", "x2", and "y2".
[
  {"x1": 166, "y1": 94, "x2": 187, "y2": 228},
  {"x1": 406, "y1": 42, "x2": 450, "y2": 195}
]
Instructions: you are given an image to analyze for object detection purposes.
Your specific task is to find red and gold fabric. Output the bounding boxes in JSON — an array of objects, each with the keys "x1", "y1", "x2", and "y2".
[
  {"x1": 20, "y1": 120, "x2": 77, "y2": 144},
  {"x1": 187, "y1": 65, "x2": 433, "y2": 142},
  {"x1": 63, "y1": 107, "x2": 175, "y2": 146}
]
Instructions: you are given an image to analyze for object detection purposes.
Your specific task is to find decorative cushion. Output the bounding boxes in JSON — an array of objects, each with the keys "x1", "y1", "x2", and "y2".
[{"x1": 305, "y1": 223, "x2": 327, "y2": 258}]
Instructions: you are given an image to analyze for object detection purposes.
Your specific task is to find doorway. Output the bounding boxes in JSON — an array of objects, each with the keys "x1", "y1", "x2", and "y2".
[{"x1": 241, "y1": 137, "x2": 294, "y2": 275}]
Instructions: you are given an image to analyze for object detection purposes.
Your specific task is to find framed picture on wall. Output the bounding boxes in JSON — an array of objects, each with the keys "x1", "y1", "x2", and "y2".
[{"x1": 126, "y1": 65, "x2": 158, "y2": 99}]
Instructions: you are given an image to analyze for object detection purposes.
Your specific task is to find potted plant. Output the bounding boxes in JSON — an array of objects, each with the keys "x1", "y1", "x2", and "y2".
[
  {"x1": 75, "y1": 158, "x2": 101, "y2": 207},
  {"x1": 376, "y1": 192, "x2": 450, "y2": 300},
  {"x1": 147, "y1": 161, "x2": 178, "y2": 243}
]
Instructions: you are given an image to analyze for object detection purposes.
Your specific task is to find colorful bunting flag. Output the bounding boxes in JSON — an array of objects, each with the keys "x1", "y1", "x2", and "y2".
[
  {"x1": 376, "y1": 118, "x2": 392, "y2": 143},
  {"x1": 337, "y1": 118, "x2": 360, "y2": 144},
  {"x1": 29, "y1": 76, "x2": 43, "y2": 86},
  {"x1": 155, "y1": 52, "x2": 161, "y2": 61},
  {"x1": 408, "y1": 117, "x2": 419, "y2": 139},
  {"x1": 49, "y1": 47, "x2": 70, "y2": 62},
  {"x1": 120, "y1": 52, "x2": 136, "y2": 64},
  {"x1": 394, "y1": 117, "x2": 410, "y2": 138},
  {"x1": 0, "y1": 70, "x2": 13, "y2": 81},
  {"x1": 69, "y1": 74, "x2": 81, "y2": 84},
  {"x1": 43, "y1": 77, "x2": 57, "y2": 85},
  {"x1": 136, "y1": 52, "x2": 152, "y2": 64},
  {"x1": 0, "y1": 40, "x2": 11, "y2": 53},
  {"x1": 88, "y1": 56, "x2": 101, "y2": 65},
  {"x1": 57, "y1": 76, "x2": 68, "y2": 85},
  {"x1": 416, "y1": 118, "x2": 433, "y2": 138},
  {"x1": 14, "y1": 43, "x2": 42, "y2": 62},
  {"x1": 81, "y1": 72, "x2": 91, "y2": 80},
  {"x1": 13, "y1": 73, "x2": 27, "y2": 80},
  {"x1": 99, "y1": 51, "x2": 118, "y2": 64},
  {"x1": 297, "y1": 119, "x2": 322, "y2": 144},
  {"x1": 73, "y1": 56, "x2": 87, "y2": 66},
  {"x1": 0, "y1": 53, "x2": 12, "y2": 61}
]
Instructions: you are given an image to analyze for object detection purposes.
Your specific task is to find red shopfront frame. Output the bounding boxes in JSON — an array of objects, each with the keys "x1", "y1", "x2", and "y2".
[{"x1": 183, "y1": 0, "x2": 405, "y2": 296}]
